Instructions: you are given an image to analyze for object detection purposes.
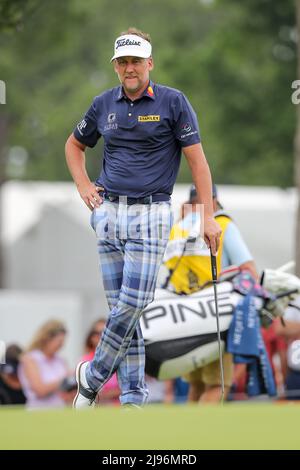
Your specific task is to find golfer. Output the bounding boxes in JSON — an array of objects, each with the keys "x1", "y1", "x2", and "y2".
[{"x1": 65, "y1": 27, "x2": 221, "y2": 409}]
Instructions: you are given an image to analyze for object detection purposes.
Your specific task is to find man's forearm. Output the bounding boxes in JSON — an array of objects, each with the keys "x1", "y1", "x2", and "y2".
[
  {"x1": 65, "y1": 135, "x2": 91, "y2": 189},
  {"x1": 183, "y1": 143, "x2": 214, "y2": 218},
  {"x1": 65, "y1": 134, "x2": 102, "y2": 210},
  {"x1": 183, "y1": 143, "x2": 222, "y2": 254}
]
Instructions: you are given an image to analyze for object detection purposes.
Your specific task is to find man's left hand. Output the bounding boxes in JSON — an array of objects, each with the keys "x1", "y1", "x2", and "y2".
[{"x1": 203, "y1": 216, "x2": 222, "y2": 255}]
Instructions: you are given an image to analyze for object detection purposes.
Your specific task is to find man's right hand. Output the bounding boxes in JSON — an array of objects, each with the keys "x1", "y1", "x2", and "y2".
[
  {"x1": 77, "y1": 182, "x2": 103, "y2": 211},
  {"x1": 65, "y1": 134, "x2": 103, "y2": 211}
]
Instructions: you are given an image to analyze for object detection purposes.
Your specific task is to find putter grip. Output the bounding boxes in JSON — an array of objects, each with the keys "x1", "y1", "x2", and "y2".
[{"x1": 210, "y1": 251, "x2": 217, "y2": 281}]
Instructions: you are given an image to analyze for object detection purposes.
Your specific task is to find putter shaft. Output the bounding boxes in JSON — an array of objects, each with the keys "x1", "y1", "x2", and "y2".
[{"x1": 210, "y1": 252, "x2": 225, "y2": 403}]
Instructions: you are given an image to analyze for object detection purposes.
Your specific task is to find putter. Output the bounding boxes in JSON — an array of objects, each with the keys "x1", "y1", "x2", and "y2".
[{"x1": 210, "y1": 249, "x2": 225, "y2": 403}]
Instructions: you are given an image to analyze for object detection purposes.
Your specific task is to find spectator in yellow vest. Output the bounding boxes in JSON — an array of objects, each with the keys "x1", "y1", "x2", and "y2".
[{"x1": 163, "y1": 184, "x2": 258, "y2": 402}]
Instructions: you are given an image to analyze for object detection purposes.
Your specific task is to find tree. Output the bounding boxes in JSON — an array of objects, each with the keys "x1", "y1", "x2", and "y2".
[
  {"x1": 0, "y1": 0, "x2": 296, "y2": 186},
  {"x1": 0, "y1": 0, "x2": 41, "y2": 287},
  {"x1": 0, "y1": 0, "x2": 40, "y2": 30},
  {"x1": 196, "y1": 0, "x2": 296, "y2": 186}
]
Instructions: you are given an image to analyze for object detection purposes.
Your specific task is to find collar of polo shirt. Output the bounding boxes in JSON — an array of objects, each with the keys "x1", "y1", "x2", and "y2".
[
  {"x1": 110, "y1": 34, "x2": 152, "y2": 62},
  {"x1": 115, "y1": 80, "x2": 156, "y2": 101}
]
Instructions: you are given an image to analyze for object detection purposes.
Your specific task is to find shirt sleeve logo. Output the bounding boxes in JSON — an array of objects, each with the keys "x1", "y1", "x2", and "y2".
[
  {"x1": 77, "y1": 119, "x2": 87, "y2": 135},
  {"x1": 180, "y1": 122, "x2": 197, "y2": 139},
  {"x1": 138, "y1": 115, "x2": 160, "y2": 122},
  {"x1": 182, "y1": 123, "x2": 192, "y2": 133}
]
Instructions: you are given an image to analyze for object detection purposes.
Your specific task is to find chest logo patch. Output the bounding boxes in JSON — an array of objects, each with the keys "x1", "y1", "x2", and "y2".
[
  {"x1": 104, "y1": 112, "x2": 118, "y2": 131},
  {"x1": 138, "y1": 115, "x2": 160, "y2": 122},
  {"x1": 108, "y1": 113, "x2": 116, "y2": 123}
]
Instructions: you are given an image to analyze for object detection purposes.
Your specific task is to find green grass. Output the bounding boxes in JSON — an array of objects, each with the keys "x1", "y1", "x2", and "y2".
[{"x1": 0, "y1": 403, "x2": 299, "y2": 449}]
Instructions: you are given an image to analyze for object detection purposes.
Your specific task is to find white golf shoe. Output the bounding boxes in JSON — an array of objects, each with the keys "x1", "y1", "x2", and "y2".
[{"x1": 73, "y1": 361, "x2": 97, "y2": 409}]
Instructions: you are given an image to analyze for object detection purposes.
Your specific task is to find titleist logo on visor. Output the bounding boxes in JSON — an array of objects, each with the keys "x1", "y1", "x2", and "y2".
[{"x1": 116, "y1": 38, "x2": 141, "y2": 49}]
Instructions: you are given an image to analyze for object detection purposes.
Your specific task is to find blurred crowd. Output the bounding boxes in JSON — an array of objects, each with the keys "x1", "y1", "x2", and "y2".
[{"x1": 0, "y1": 316, "x2": 188, "y2": 409}]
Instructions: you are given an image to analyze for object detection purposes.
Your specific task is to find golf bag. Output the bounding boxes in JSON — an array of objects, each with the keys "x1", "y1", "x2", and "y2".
[{"x1": 141, "y1": 265, "x2": 300, "y2": 380}]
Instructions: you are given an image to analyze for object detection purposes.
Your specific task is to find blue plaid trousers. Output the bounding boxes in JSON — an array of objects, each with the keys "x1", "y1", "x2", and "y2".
[{"x1": 86, "y1": 200, "x2": 172, "y2": 405}]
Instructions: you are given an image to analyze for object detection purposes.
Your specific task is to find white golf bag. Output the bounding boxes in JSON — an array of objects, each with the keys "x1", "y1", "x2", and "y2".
[{"x1": 141, "y1": 265, "x2": 300, "y2": 380}]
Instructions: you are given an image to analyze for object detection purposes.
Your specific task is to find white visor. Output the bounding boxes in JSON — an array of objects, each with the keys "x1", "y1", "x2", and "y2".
[{"x1": 110, "y1": 34, "x2": 152, "y2": 62}]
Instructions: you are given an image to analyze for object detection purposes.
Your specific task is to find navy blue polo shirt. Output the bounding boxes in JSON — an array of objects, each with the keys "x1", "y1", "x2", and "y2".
[{"x1": 73, "y1": 80, "x2": 201, "y2": 197}]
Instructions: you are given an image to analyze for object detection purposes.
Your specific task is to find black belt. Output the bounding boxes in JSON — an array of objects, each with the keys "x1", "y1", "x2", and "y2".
[{"x1": 103, "y1": 192, "x2": 170, "y2": 205}]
